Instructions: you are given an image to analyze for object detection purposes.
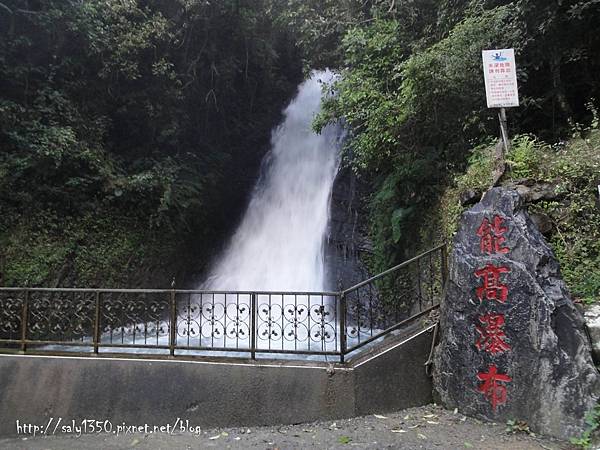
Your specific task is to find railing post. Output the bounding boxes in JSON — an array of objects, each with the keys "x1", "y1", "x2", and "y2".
[
  {"x1": 93, "y1": 291, "x2": 101, "y2": 354},
  {"x1": 441, "y1": 244, "x2": 449, "y2": 288},
  {"x1": 169, "y1": 280, "x2": 176, "y2": 357},
  {"x1": 416, "y1": 257, "x2": 422, "y2": 312},
  {"x1": 339, "y1": 292, "x2": 346, "y2": 363},
  {"x1": 250, "y1": 293, "x2": 256, "y2": 360},
  {"x1": 20, "y1": 289, "x2": 29, "y2": 353}
]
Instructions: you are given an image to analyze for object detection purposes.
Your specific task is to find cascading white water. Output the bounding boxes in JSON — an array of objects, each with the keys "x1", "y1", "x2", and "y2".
[
  {"x1": 43, "y1": 71, "x2": 364, "y2": 357},
  {"x1": 203, "y1": 70, "x2": 342, "y2": 292}
]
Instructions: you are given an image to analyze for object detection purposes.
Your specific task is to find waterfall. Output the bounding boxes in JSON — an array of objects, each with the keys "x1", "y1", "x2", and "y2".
[
  {"x1": 203, "y1": 70, "x2": 342, "y2": 292},
  {"x1": 42, "y1": 71, "x2": 345, "y2": 357}
]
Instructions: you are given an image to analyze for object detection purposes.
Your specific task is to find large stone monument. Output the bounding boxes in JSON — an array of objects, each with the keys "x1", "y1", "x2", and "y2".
[{"x1": 434, "y1": 187, "x2": 600, "y2": 439}]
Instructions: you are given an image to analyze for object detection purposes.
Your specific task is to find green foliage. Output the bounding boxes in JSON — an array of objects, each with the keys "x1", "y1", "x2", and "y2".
[
  {"x1": 0, "y1": 212, "x2": 72, "y2": 286},
  {"x1": 369, "y1": 171, "x2": 418, "y2": 270},
  {"x1": 514, "y1": 0, "x2": 600, "y2": 136},
  {"x1": 338, "y1": 435, "x2": 352, "y2": 444},
  {"x1": 429, "y1": 129, "x2": 600, "y2": 304},
  {"x1": 400, "y1": 6, "x2": 522, "y2": 149},
  {"x1": 315, "y1": 4, "x2": 525, "y2": 268},
  {"x1": 506, "y1": 135, "x2": 541, "y2": 179},
  {"x1": 3, "y1": 0, "x2": 600, "y2": 289},
  {"x1": 571, "y1": 99, "x2": 600, "y2": 138},
  {"x1": 273, "y1": 0, "x2": 369, "y2": 69},
  {"x1": 505, "y1": 419, "x2": 533, "y2": 435},
  {"x1": 570, "y1": 404, "x2": 600, "y2": 449},
  {"x1": 463, "y1": 141, "x2": 496, "y2": 189},
  {"x1": 303, "y1": 0, "x2": 600, "y2": 280},
  {"x1": 0, "y1": 0, "x2": 302, "y2": 286},
  {"x1": 0, "y1": 209, "x2": 177, "y2": 287}
]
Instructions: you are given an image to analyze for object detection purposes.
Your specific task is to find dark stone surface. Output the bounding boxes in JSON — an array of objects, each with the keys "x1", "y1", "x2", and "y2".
[
  {"x1": 0, "y1": 327, "x2": 434, "y2": 436},
  {"x1": 460, "y1": 189, "x2": 483, "y2": 207},
  {"x1": 504, "y1": 180, "x2": 560, "y2": 203},
  {"x1": 325, "y1": 166, "x2": 372, "y2": 291},
  {"x1": 530, "y1": 212, "x2": 553, "y2": 235},
  {"x1": 433, "y1": 187, "x2": 600, "y2": 439}
]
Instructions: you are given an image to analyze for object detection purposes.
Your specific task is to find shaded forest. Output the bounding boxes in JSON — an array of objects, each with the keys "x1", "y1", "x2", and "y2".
[
  {"x1": 0, "y1": 0, "x2": 302, "y2": 286},
  {"x1": 296, "y1": 0, "x2": 600, "y2": 301},
  {"x1": 1, "y1": 0, "x2": 599, "y2": 297}
]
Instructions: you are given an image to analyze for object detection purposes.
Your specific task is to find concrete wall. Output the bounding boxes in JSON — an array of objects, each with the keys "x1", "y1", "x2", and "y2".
[
  {"x1": 353, "y1": 328, "x2": 434, "y2": 415},
  {"x1": 0, "y1": 326, "x2": 435, "y2": 436}
]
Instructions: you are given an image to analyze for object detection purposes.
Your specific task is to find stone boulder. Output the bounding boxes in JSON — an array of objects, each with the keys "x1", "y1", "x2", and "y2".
[
  {"x1": 504, "y1": 179, "x2": 560, "y2": 203},
  {"x1": 584, "y1": 304, "x2": 600, "y2": 364},
  {"x1": 433, "y1": 187, "x2": 600, "y2": 439}
]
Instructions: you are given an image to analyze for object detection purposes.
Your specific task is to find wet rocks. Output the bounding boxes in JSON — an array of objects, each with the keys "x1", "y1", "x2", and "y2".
[
  {"x1": 433, "y1": 187, "x2": 600, "y2": 439},
  {"x1": 459, "y1": 189, "x2": 483, "y2": 207},
  {"x1": 584, "y1": 304, "x2": 600, "y2": 364},
  {"x1": 325, "y1": 166, "x2": 372, "y2": 290}
]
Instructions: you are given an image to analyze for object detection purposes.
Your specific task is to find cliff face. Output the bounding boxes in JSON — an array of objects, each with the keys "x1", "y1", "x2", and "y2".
[
  {"x1": 434, "y1": 187, "x2": 600, "y2": 439},
  {"x1": 325, "y1": 166, "x2": 373, "y2": 291}
]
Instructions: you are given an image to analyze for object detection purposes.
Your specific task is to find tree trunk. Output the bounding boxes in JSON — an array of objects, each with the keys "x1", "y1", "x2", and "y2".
[{"x1": 551, "y1": 55, "x2": 574, "y2": 124}]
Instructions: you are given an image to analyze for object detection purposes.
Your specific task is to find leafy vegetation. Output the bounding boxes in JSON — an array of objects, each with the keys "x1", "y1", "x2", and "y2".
[
  {"x1": 0, "y1": 0, "x2": 302, "y2": 286},
  {"x1": 570, "y1": 404, "x2": 600, "y2": 449},
  {"x1": 425, "y1": 129, "x2": 600, "y2": 304},
  {"x1": 505, "y1": 419, "x2": 533, "y2": 435},
  {"x1": 306, "y1": 0, "x2": 600, "y2": 290},
  {"x1": 1, "y1": 0, "x2": 599, "y2": 299},
  {"x1": 338, "y1": 435, "x2": 352, "y2": 444}
]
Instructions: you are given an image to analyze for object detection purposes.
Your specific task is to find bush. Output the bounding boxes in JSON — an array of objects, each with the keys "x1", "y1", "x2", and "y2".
[{"x1": 427, "y1": 129, "x2": 600, "y2": 304}]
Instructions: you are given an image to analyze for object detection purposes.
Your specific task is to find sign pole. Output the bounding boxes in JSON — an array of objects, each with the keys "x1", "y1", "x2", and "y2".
[
  {"x1": 482, "y1": 48, "x2": 519, "y2": 186},
  {"x1": 498, "y1": 107, "x2": 510, "y2": 153},
  {"x1": 491, "y1": 107, "x2": 510, "y2": 186}
]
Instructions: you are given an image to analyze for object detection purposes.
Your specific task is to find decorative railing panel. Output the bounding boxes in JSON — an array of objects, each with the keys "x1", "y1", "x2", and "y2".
[
  {"x1": 0, "y1": 245, "x2": 446, "y2": 360},
  {"x1": 100, "y1": 292, "x2": 170, "y2": 348},
  {"x1": 341, "y1": 244, "x2": 447, "y2": 353},
  {"x1": 28, "y1": 290, "x2": 96, "y2": 345},
  {"x1": 175, "y1": 292, "x2": 251, "y2": 351},
  {"x1": 0, "y1": 291, "x2": 23, "y2": 343}
]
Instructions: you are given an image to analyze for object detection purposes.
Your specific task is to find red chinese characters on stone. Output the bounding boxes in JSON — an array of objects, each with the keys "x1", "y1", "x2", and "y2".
[
  {"x1": 475, "y1": 314, "x2": 511, "y2": 354},
  {"x1": 475, "y1": 263, "x2": 510, "y2": 303},
  {"x1": 477, "y1": 364, "x2": 512, "y2": 411},
  {"x1": 476, "y1": 215, "x2": 509, "y2": 255},
  {"x1": 472, "y1": 215, "x2": 514, "y2": 411}
]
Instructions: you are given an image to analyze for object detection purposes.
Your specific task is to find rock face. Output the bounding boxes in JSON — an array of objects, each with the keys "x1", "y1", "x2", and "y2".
[
  {"x1": 325, "y1": 166, "x2": 372, "y2": 291},
  {"x1": 459, "y1": 189, "x2": 482, "y2": 207},
  {"x1": 433, "y1": 187, "x2": 600, "y2": 439},
  {"x1": 584, "y1": 304, "x2": 600, "y2": 364},
  {"x1": 504, "y1": 179, "x2": 560, "y2": 203}
]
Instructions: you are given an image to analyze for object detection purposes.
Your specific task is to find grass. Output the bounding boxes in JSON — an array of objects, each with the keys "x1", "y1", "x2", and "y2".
[
  {"x1": 0, "y1": 208, "x2": 182, "y2": 288},
  {"x1": 424, "y1": 129, "x2": 600, "y2": 304}
]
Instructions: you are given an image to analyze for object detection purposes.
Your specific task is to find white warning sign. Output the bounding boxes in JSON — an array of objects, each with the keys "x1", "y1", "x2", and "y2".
[{"x1": 482, "y1": 48, "x2": 519, "y2": 108}]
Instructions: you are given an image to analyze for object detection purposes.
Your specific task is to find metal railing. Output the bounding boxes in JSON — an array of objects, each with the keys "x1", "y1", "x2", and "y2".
[
  {"x1": 340, "y1": 244, "x2": 447, "y2": 357},
  {"x1": 0, "y1": 245, "x2": 447, "y2": 361}
]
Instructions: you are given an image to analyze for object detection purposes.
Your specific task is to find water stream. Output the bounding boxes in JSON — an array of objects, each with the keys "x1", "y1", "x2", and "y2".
[
  {"x1": 186, "y1": 70, "x2": 344, "y2": 355},
  {"x1": 43, "y1": 71, "x2": 347, "y2": 357},
  {"x1": 203, "y1": 70, "x2": 342, "y2": 292}
]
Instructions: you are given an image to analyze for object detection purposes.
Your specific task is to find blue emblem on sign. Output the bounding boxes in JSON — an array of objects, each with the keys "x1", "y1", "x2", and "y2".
[{"x1": 492, "y1": 52, "x2": 508, "y2": 61}]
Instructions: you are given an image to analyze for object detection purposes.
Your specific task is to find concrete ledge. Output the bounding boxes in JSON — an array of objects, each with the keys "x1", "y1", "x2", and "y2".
[
  {"x1": 354, "y1": 326, "x2": 434, "y2": 415},
  {"x1": 0, "y1": 326, "x2": 435, "y2": 436}
]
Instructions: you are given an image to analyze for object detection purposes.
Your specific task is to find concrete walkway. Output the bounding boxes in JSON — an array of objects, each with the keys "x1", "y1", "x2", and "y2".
[{"x1": 0, "y1": 404, "x2": 567, "y2": 449}]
